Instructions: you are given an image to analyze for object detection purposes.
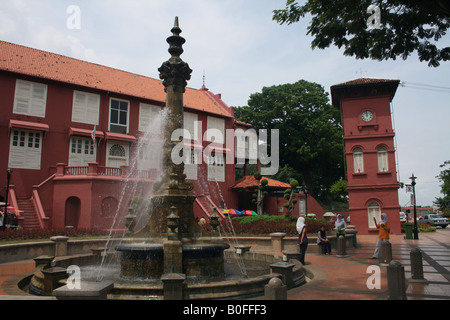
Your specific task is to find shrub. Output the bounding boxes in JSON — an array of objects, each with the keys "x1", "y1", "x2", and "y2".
[
  {"x1": 0, "y1": 228, "x2": 112, "y2": 242},
  {"x1": 215, "y1": 215, "x2": 334, "y2": 236},
  {"x1": 400, "y1": 222, "x2": 436, "y2": 233}
]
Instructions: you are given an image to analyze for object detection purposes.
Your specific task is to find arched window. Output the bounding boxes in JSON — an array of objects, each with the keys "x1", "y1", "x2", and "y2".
[
  {"x1": 109, "y1": 144, "x2": 126, "y2": 157},
  {"x1": 377, "y1": 146, "x2": 389, "y2": 172},
  {"x1": 353, "y1": 147, "x2": 364, "y2": 173},
  {"x1": 368, "y1": 201, "x2": 381, "y2": 228}
]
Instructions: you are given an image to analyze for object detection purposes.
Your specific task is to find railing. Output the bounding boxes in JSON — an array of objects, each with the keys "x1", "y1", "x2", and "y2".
[
  {"x1": 97, "y1": 166, "x2": 121, "y2": 176},
  {"x1": 65, "y1": 166, "x2": 88, "y2": 175},
  {"x1": 31, "y1": 174, "x2": 55, "y2": 229},
  {"x1": 55, "y1": 163, "x2": 158, "y2": 180}
]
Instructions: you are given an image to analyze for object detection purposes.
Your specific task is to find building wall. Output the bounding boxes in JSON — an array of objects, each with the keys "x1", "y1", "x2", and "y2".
[
  {"x1": 340, "y1": 92, "x2": 401, "y2": 235},
  {"x1": 1, "y1": 70, "x2": 238, "y2": 230}
]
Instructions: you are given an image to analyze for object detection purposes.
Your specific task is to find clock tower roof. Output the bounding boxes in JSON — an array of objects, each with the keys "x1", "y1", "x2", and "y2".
[{"x1": 330, "y1": 78, "x2": 400, "y2": 109}]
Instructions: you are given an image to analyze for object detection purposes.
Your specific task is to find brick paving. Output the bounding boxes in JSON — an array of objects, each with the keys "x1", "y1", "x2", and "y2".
[
  {"x1": 288, "y1": 228, "x2": 450, "y2": 300},
  {"x1": 0, "y1": 229, "x2": 449, "y2": 300}
]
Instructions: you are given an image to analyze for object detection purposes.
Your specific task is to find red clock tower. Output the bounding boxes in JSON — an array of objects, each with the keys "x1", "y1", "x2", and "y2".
[{"x1": 331, "y1": 78, "x2": 401, "y2": 235}]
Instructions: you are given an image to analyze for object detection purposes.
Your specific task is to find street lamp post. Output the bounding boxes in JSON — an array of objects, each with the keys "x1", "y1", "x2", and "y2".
[{"x1": 409, "y1": 173, "x2": 419, "y2": 240}]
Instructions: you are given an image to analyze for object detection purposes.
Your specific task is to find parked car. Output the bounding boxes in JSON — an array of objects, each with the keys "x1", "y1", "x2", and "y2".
[
  {"x1": 399, "y1": 212, "x2": 407, "y2": 223},
  {"x1": 418, "y1": 214, "x2": 448, "y2": 228}
]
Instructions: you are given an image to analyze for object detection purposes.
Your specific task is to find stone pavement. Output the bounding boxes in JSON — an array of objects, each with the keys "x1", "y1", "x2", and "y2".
[
  {"x1": 0, "y1": 229, "x2": 449, "y2": 300},
  {"x1": 288, "y1": 228, "x2": 450, "y2": 300}
]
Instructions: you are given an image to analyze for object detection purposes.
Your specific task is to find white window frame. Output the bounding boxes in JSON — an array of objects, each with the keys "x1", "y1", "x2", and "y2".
[
  {"x1": 377, "y1": 146, "x2": 389, "y2": 172},
  {"x1": 139, "y1": 103, "x2": 161, "y2": 132},
  {"x1": 109, "y1": 98, "x2": 130, "y2": 134},
  {"x1": 106, "y1": 141, "x2": 129, "y2": 168},
  {"x1": 8, "y1": 129, "x2": 43, "y2": 169},
  {"x1": 368, "y1": 202, "x2": 381, "y2": 229},
  {"x1": 353, "y1": 147, "x2": 364, "y2": 173},
  {"x1": 184, "y1": 148, "x2": 199, "y2": 180},
  {"x1": 137, "y1": 143, "x2": 162, "y2": 171},
  {"x1": 68, "y1": 136, "x2": 96, "y2": 166},
  {"x1": 206, "y1": 116, "x2": 225, "y2": 144},
  {"x1": 72, "y1": 91, "x2": 100, "y2": 125},
  {"x1": 13, "y1": 79, "x2": 48, "y2": 117},
  {"x1": 207, "y1": 153, "x2": 225, "y2": 182},
  {"x1": 183, "y1": 112, "x2": 199, "y2": 141}
]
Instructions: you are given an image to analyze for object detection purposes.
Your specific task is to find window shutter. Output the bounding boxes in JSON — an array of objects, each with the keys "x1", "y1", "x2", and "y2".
[
  {"x1": 86, "y1": 94, "x2": 100, "y2": 125},
  {"x1": 30, "y1": 83, "x2": 47, "y2": 117},
  {"x1": 139, "y1": 103, "x2": 160, "y2": 132},
  {"x1": 14, "y1": 81, "x2": 32, "y2": 114},
  {"x1": 207, "y1": 116, "x2": 225, "y2": 143}
]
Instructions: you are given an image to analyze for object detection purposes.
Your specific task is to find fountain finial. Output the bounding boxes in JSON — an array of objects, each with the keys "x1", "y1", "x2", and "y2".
[
  {"x1": 172, "y1": 16, "x2": 181, "y2": 35},
  {"x1": 166, "y1": 16, "x2": 186, "y2": 59}
]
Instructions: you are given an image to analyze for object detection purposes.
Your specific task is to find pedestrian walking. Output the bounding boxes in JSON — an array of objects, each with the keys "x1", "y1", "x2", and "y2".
[
  {"x1": 372, "y1": 213, "x2": 390, "y2": 259},
  {"x1": 296, "y1": 216, "x2": 308, "y2": 265},
  {"x1": 317, "y1": 225, "x2": 332, "y2": 255}
]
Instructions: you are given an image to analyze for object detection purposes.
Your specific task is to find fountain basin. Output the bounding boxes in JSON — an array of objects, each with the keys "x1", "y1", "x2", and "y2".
[{"x1": 115, "y1": 242, "x2": 230, "y2": 279}]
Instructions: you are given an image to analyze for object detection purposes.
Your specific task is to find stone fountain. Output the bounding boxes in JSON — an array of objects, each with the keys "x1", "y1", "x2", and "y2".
[
  {"x1": 115, "y1": 17, "x2": 229, "y2": 280},
  {"x1": 49, "y1": 18, "x2": 305, "y2": 300}
]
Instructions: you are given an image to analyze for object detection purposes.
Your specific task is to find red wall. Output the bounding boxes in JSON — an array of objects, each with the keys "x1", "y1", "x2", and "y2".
[{"x1": 340, "y1": 94, "x2": 401, "y2": 234}]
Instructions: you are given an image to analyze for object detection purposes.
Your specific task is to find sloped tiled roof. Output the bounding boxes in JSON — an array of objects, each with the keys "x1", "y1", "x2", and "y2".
[
  {"x1": 0, "y1": 41, "x2": 233, "y2": 118},
  {"x1": 232, "y1": 175, "x2": 291, "y2": 190},
  {"x1": 330, "y1": 77, "x2": 400, "y2": 108}
]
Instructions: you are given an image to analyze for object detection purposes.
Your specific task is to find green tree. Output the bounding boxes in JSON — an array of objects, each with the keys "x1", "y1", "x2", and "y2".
[
  {"x1": 234, "y1": 79, "x2": 344, "y2": 201},
  {"x1": 273, "y1": 0, "x2": 450, "y2": 67},
  {"x1": 330, "y1": 179, "x2": 348, "y2": 202},
  {"x1": 283, "y1": 179, "x2": 299, "y2": 218},
  {"x1": 434, "y1": 160, "x2": 450, "y2": 211},
  {"x1": 252, "y1": 171, "x2": 269, "y2": 215}
]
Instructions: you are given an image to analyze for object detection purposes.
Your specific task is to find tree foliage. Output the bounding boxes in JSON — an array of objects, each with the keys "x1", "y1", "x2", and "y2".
[
  {"x1": 273, "y1": 0, "x2": 450, "y2": 67},
  {"x1": 434, "y1": 160, "x2": 450, "y2": 210},
  {"x1": 234, "y1": 79, "x2": 344, "y2": 200}
]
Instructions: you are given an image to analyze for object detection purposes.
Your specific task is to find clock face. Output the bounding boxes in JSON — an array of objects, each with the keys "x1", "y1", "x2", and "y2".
[{"x1": 361, "y1": 110, "x2": 373, "y2": 122}]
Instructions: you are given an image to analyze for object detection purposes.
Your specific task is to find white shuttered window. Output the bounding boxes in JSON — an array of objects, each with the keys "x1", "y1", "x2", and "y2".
[
  {"x1": 139, "y1": 103, "x2": 161, "y2": 132},
  {"x1": 13, "y1": 80, "x2": 47, "y2": 117},
  {"x1": 206, "y1": 116, "x2": 225, "y2": 144},
  {"x1": 68, "y1": 137, "x2": 96, "y2": 166},
  {"x1": 184, "y1": 112, "x2": 199, "y2": 141},
  {"x1": 353, "y1": 148, "x2": 364, "y2": 173},
  {"x1": 207, "y1": 153, "x2": 225, "y2": 182},
  {"x1": 72, "y1": 91, "x2": 100, "y2": 125},
  {"x1": 377, "y1": 147, "x2": 389, "y2": 172},
  {"x1": 8, "y1": 129, "x2": 43, "y2": 169}
]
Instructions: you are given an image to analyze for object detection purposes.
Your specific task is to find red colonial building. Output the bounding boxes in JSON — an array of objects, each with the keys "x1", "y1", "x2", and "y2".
[
  {"x1": 331, "y1": 78, "x2": 401, "y2": 235},
  {"x1": 0, "y1": 41, "x2": 320, "y2": 231},
  {"x1": 0, "y1": 41, "x2": 246, "y2": 230}
]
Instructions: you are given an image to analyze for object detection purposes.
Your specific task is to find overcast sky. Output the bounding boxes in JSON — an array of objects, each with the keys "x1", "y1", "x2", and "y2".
[{"x1": 1, "y1": 0, "x2": 449, "y2": 207}]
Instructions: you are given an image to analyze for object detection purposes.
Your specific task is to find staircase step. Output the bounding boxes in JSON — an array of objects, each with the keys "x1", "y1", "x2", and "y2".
[{"x1": 16, "y1": 199, "x2": 42, "y2": 230}]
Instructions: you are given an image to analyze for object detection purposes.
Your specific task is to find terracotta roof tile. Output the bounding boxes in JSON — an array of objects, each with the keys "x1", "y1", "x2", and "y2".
[
  {"x1": 232, "y1": 175, "x2": 291, "y2": 190},
  {"x1": 0, "y1": 41, "x2": 233, "y2": 118}
]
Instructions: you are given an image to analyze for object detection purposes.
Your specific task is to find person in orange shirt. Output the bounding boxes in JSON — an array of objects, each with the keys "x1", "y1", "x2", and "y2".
[{"x1": 372, "y1": 213, "x2": 390, "y2": 259}]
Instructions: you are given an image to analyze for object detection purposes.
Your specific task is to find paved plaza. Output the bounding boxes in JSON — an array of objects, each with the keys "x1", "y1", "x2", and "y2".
[
  {"x1": 0, "y1": 228, "x2": 449, "y2": 300},
  {"x1": 288, "y1": 228, "x2": 450, "y2": 300}
]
